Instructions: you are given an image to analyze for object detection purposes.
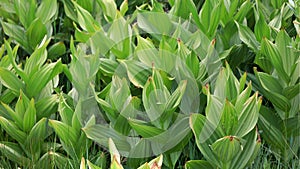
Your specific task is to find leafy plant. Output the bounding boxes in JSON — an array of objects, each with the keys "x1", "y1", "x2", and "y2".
[{"x1": 188, "y1": 63, "x2": 262, "y2": 169}]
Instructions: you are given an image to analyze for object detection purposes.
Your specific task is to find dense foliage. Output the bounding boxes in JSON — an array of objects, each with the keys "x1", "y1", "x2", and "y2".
[{"x1": 0, "y1": 0, "x2": 299, "y2": 168}]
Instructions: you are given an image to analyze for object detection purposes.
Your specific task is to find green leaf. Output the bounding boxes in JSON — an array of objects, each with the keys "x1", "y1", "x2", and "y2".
[
  {"x1": 137, "y1": 11, "x2": 174, "y2": 36},
  {"x1": 136, "y1": 36, "x2": 159, "y2": 68},
  {"x1": 261, "y1": 38, "x2": 290, "y2": 83},
  {"x1": 258, "y1": 106, "x2": 287, "y2": 150},
  {"x1": 83, "y1": 124, "x2": 131, "y2": 153},
  {"x1": 235, "y1": 21, "x2": 260, "y2": 51},
  {"x1": 169, "y1": 0, "x2": 201, "y2": 29},
  {"x1": 254, "y1": 71, "x2": 283, "y2": 94},
  {"x1": 189, "y1": 114, "x2": 222, "y2": 167},
  {"x1": 48, "y1": 42, "x2": 66, "y2": 60},
  {"x1": 211, "y1": 136, "x2": 242, "y2": 162},
  {"x1": 254, "y1": 12, "x2": 271, "y2": 41},
  {"x1": 24, "y1": 118, "x2": 47, "y2": 161},
  {"x1": 1, "y1": 103, "x2": 23, "y2": 129},
  {"x1": 35, "y1": 95, "x2": 58, "y2": 119},
  {"x1": 96, "y1": 0, "x2": 117, "y2": 22},
  {"x1": 14, "y1": 91, "x2": 30, "y2": 123},
  {"x1": 221, "y1": 100, "x2": 238, "y2": 135},
  {"x1": 99, "y1": 58, "x2": 118, "y2": 76},
  {"x1": 26, "y1": 18, "x2": 47, "y2": 53},
  {"x1": 0, "y1": 67, "x2": 25, "y2": 95},
  {"x1": 23, "y1": 99, "x2": 36, "y2": 132},
  {"x1": 235, "y1": 83, "x2": 252, "y2": 114},
  {"x1": 0, "y1": 116, "x2": 27, "y2": 143},
  {"x1": 109, "y1": 76, "x2": 131, "y2": 112},
  {"x1": 234, "y1": 93, "x2": 261, "y2": 137},
  {"x1": 90, "y1": 31, "x2": 115, "y2": 55},
  {"x1": 36, "y1": 0, "x2": 57, "y2": 22},
  {"x1": 165, "y1": 80, "x2": 187, "y2": 112},
  {"x1": 14, "y1": 0, "x2": 36, "y2": 28},
  {"x1": 49, "y1": 120, "x2": 78, "y2": 146},
  {"x1": 276, "y1": 30, "x2": 297, "y2": 77},
  {"x1": 24, "y1": 38, "x2": 50, "y2": 75},
  {"x1": 58, "y1": 95, "x2": 74, "y2": 126},
  {"x1": 0, "y1": 142, "x2": 30, "y2": 166},
  {"x1": 3, "y1": 40, "x2": 28, "y2": 81},
  {"x1": 234, "y1": 1, "x2": 252, "y2": 23},
  {"x1": 205, "y1": 92, "x2": 224, "y2": 129},
  {"x1": 129, "y1": 119, "x2": 165, "y2": 138},
  {"x1": 283, "y1": 84, "x2": 300, "y2": 99},
  {"x1": 88, "y1": 160, "x2": 103, "y2": 169},
  {"x1": 120, "y1": 0, "x2": 128, "y2": 16},
  {"x1": 109, "y1": 138, "x2": 124, "y2": 169},
  {"x1": 185, "y1": 160, "x2": 214, "y2": 169},
  {"x1": 138, "y1": 154, "x2": 163, "y2": 169},
  {"x1": 73, "y1": 1, "x2": 99, "y2": 32},
  {"x1": 1, "y1": 21, "x2": 30, "y2": 52},
  {"x1": 26, "y1": 60, "x2": 63, "y2": 98},
  {"x1": 200, "y1": 0, "x2": 222, "y2": 37},
  {"x1": 120, "y1": 60, "x2": 151, "y2": 88},
  {"x1": 108, "y1": 16, "x2": 132, "y2": 59}
]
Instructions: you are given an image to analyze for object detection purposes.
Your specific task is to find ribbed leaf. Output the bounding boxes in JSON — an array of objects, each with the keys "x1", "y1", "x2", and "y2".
[
  {"x1": 26, "y1": 18, "x2": 47, "y2": 49},
  {"x1": 169, "y1": 0, "x2": 201, "y2": 29},
  {"x1": 48, "y1": 42, "x2": 66, "y2": 60},
  {"x1": 261, "y1": 38, "x2": 290, "y2": 83},
  {"x1": 0, "y1": 67, "x2": 25, "y2": 94},
  {"x1": 120, "y1": 0, "x2": 128, "y2": 16},
  {"x1": 109, "y1": 76, "x2": 131, "y2": 112},
  {"x1": 24, "y1": 38, "x2": 49, "y2": 75},
  {"x1": 23, "y1": 99, "x2": 36, "y2": 132},
  {"x1": 36, "y1": 0, "x2": 57, "y2": 22},
  {"x1": 0, "y1": 116, "x2": 27, "y2": 143},
  {"x1": 221, "y1": 100, "x2": 238, "y2": 135},
  {"x1": 58, "y1": 95, "x2": 74, "y2": 126},
  {"x1": 235, "y1": 21, "x2": 260, "y2": 51},
  {"x1": 254, "y1": 12, "x2": 271, "y2": 41},
  {"x1": 96, "y1": 0, "x2": 117, "y2": 22},
  {"x1": 13, "y1": 0, "x2": 36, "y2": 28},
  {"x1": 211, "y1": 136, "x2": 242, "y2": 162},
  {"x1": 0, "y1": 142, "x2": 30, "y2": 166},
  {"x1": 254, "y1": 71, "x2": 283, "y2": 94},
  {"x1": 49, "y1": 120, "x2": 78, "y2": 146},
  {"x1": 109, "y1": 138, "x2": 124, "y2": 169},
  {"x1": 1, "y1": 103, "x2": 23, "y2": 129},
  {"x1": 120, "y1": 60, "x2": 151, "y2": 88},
  {"x1": 234, "y1": 93, "x2": 261, "y2": 137},
  {"x1": 73, "y1": 1, "x2": 99, "y2": 32},
  {"x1": 129, "y1": 119, "x2": 165, "y2": 138},
  {"x1": 136, "y1": 36, "x2": 159, "y2": 68},
  {"x1": 185, "y1": 160, "x2": 214, "y2": 169},
  {"x1": 1, "y1": 21, "x2": 30, "y2": 52}
]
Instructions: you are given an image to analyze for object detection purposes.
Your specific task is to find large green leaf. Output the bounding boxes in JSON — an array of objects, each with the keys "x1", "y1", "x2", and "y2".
[
  {"x1": 36, "y1": 0, "x2": 57, "y2": 22},
  {"x1": 261, "y1": 38, "x2": 290, "y2": 83},
  {"x1": 96, "y1": 0, "x2": 117, "y2": 22},
  {"x1": 234, "y1": 93, "x2": 261, "y2": 137},
  {"x1": 185, "y1": 160, "x2": 214, "y2": 169},
  {"x1": 211, "y1": 136, "x2": 243, "y2": 162},
  {"x1": 13, "y1": 0, "x2": 36, "y2": 29},
  {"x1": 0, "y1": 116, "x2": 27, "y2": 143},
  {"x1": 1, "y1": 21, "x2": 30, "y2": 52},
  {"x1": 120, "y1": 60, "x2": 151, "y2": 88},
  {"x1": 235, "y1": 21, "x2": 260, "y2": 52},
  {"x1": 128, "y1": 119, "x2": 165, "y2": 138},
  {"x1": 0, "y1": 67, "x2": 25, "y2": 95},
  {"x1": 0, "y1": 142, "x2": 30, "y2": 166},
  {"x1": 26, "y1": 19, "x2": 47, "y2": 50},
  {"x1": 49, "y1": 120, "x2": 78, "y2": 146},
  {"x1": 23, "y1": 99, "x2": 36, "y2": 132}
]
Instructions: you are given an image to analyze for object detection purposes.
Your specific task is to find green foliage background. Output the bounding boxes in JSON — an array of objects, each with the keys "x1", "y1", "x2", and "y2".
[{"x1": 0, "y1": 0, "x2": 299, "y2": 168}]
